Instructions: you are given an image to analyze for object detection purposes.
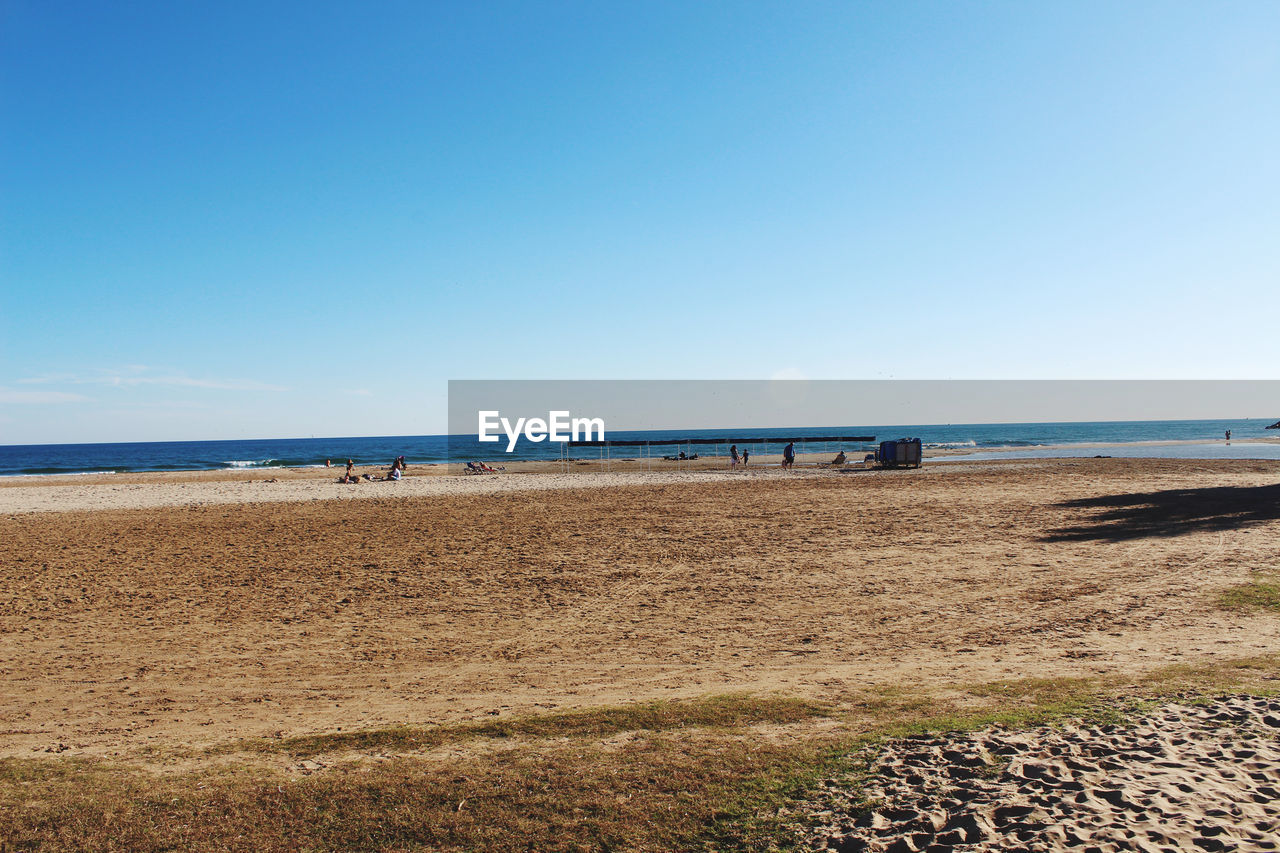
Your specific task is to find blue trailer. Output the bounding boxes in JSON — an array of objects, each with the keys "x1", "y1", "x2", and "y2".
[{"x1": 877, "y1": 438, "x2": 923, "y2": 469}]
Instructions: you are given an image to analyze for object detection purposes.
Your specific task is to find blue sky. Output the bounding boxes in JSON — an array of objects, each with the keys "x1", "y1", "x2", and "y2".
[{"x1": 2, "y1": 2, "x2": 1278, "y2": 443}]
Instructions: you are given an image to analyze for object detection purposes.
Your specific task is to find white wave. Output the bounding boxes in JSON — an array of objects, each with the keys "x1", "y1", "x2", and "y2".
[
  {"x1": 222, "y1": 459, "x2": 277, "y2": 468},
  {"x1": 924, "y1": 440, "x2": 977, "y2": 448}
]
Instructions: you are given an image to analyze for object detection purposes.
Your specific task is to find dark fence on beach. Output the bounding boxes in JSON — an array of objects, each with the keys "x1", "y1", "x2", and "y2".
[{"x1": 565, "y1": 435, "x2": 876, "y2": 447}]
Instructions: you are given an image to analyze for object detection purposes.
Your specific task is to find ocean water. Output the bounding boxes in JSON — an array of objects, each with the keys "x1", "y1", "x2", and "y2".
[{"x1": 1, "y1": 419, "x2": 1277, "y2": 476}]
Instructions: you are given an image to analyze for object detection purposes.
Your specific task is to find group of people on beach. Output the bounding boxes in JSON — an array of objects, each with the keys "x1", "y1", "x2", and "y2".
[
  {"x1": 729, "y1": 441, "x2": 798, "y2": 470},
  {"x1": 331, "y1": 456, "x2": 405, "y2": 484},
  {"x1": 732, "y1": 440, "x2": 829, "y2": 468},
  {"x1": 324, "y1": 440, "x2": 835, "y2": 480}
]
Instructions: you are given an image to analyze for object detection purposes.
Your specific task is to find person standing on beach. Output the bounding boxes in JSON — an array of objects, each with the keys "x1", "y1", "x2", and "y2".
[
  {"x1": 1226, "y1": 429, "x2": 1232, "y2": 443},
  {"x1": 730, "y1": 445, "x2": 739, "y2": 467},
  {"x1": 783, "y1": 442, "x2": 795, "y2": 470},
  {"x1": 742, "y1": 448, "x2": 749, "y2": 466}
]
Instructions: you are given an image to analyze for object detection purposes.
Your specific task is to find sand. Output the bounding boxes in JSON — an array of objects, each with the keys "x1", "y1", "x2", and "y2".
[
  {"x1": 0, "y1": 454, "x2": 867, "y2": 514},
  {"x1": 4, "y1": 456, "x2": 1280, "y2": 847},
  {"x1": 799, "y1": 695, "x2": 1280, "y2": 852},
  {"x1": 0, "y1": 468, "x2": 744, "y2": 515},
  {"x1": 3, "y1": 457, "x2": 1279, "y2": 759}
]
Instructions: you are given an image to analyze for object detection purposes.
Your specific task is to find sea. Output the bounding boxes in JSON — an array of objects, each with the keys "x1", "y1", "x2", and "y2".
[{"x1": 1, "y1": 419, "x2": 1279, "y2": 477}]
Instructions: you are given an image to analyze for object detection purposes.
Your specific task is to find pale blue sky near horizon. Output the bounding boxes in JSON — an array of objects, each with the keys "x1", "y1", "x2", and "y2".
[{"x1": 2, "y1": 2, "x2": 1278, "y2": 444}]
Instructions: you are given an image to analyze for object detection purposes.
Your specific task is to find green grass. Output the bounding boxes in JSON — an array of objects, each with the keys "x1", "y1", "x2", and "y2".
[
  {"x1": 1220, "y1": 576, "x2": 1280, "y2": 613},
  {"x1": 4, "y1": 656, "x2": 1280, "y2": 852}
]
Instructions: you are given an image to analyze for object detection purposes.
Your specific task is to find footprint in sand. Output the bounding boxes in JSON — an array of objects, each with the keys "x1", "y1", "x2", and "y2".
[{"x1": 797, "y1": 695, "x2": 1280, "y2": 853}]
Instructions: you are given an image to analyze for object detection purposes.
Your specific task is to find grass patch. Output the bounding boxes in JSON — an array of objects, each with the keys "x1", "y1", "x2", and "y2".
[
  {"x1": 256, "y1": 694, "x2": 831, "y2": 759},
  {"x1": 1, "y1": 730, "x2": 844, "y2": 853},
  {"x1": 5, "y1": 657, "x2": 1280, "y2": 852},
  {"x1": 1220, "y1": 576, "x2": 1280, "y2": 613}
]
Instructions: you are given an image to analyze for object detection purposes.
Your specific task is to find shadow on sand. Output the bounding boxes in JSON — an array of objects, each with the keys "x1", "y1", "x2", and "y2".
[{"x1": 1041, "y1": 483, "x2": 1280, "y2": 543}]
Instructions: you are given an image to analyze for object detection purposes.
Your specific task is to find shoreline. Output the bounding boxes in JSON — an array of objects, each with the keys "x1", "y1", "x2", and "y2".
[
  {"x1": 2, "y1": 454, "x2": 1280, "y2": 516},
  {"x1": 3, "y1": 435, "x2": 1280, "y2": 483}
]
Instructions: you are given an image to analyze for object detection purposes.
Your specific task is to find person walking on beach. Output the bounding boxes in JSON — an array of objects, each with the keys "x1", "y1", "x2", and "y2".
[
  {"x1": 1226, "y1": 429, "x2": 1232, "y2": 443},
  {"x1": 730, "y1": 445, "x2": 740, "y2": 468},
  {"x1": 782, "y1": 442, "x2": 795, "y2": 470},
  {"x1": 742, "y1": 448, "x2": 749, "y2": 467}
]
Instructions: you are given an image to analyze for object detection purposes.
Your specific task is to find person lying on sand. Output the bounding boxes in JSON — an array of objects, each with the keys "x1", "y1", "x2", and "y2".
[{"x1": 360, "y1": 467, "x2": 402, "y2": 482}]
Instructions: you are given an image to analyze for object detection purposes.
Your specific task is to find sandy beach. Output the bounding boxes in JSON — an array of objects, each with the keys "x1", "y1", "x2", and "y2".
[
  {"x1": 3, "y1": 456, "x2": 1279, "y2": 849},
  {"x1": 799, "y1": 695, "x2": 1280, "y2": 851}
]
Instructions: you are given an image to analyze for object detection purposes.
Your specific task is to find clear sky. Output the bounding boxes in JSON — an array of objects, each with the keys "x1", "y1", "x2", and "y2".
[{"x1": 2, "y1": 2, "x2": 1278, "y2": 443}]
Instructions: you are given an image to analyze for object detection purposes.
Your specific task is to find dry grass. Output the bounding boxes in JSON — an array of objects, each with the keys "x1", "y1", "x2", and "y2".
[
  {"x1": 251, "y1": 694, "x2": 830, "y2": 760},
  {"x1": 5, "y1": 657, "x2": 1280, "y2": 852},
  {"x1": 2, "y1": 696, "x2": 837, "y2": 853}
]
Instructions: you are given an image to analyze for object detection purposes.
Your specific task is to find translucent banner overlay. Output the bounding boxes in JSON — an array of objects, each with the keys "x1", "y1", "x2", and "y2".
[{"x1": 445, "y1": 380, "x2": 1280, "y2": 467}]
